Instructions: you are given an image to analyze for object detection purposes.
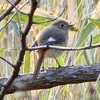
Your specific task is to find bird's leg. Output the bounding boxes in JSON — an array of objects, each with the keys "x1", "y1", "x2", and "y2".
[{"x1": 54, "y1": 57, "x2": 61, "y2": 67}]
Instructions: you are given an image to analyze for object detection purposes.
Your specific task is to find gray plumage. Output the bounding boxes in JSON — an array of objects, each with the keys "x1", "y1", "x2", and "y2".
[{"x1": 32, "y1": 19, "x2": 73, "y2": 79}]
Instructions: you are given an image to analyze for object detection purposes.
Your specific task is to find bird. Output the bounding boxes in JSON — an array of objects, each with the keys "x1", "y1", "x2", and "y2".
[{"x1": 31, "y1": 19, "x2": 73, "y2": 80}]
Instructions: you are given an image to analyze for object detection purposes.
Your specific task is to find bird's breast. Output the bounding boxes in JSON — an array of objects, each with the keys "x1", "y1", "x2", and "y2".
[{"x1": 45, "y1": 49, "x2": 64, "y2": 57}]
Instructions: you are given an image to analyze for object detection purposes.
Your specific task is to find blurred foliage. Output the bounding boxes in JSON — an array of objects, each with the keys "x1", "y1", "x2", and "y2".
[
  {"x1": 77, "y1": 18, "x2": 100, "y2": 46},
  {"x1": 89, "y1": 18, "x2": 100, "y2": 29},
  {"x1": 24, "y1": 52, "x2": 30, "y2": 73}
]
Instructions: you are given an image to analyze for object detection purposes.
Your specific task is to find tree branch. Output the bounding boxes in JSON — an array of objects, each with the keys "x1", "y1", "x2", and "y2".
[
  {"x1": 6, "y1": 0, "x2": 28, "y2": 15},
  {"x1": 33, "y1": 4, "x2": 67, "y2": 24},
  {"x1": 27, "y1": 43, "x2": 100, "y2": 51},
  {"x1": 0, "y1": 57, "x2": 15, "y2": 68},
  {"x1": 0, "y1": 0, "x2": 37, "y2": 99},
  {"x1": 0, "y1": 64, "x2": 100, "y2": 94},
  {"x1": 0, "y1": 0, "x2": 30, "y2": 31},
  {"x1": 0, "y1": 0, "x2": 21, "y2": 21}
]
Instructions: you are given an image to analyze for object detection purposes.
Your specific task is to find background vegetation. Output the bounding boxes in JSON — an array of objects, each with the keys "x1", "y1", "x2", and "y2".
[{"x1": 0, "y1": 0, "x2": 100, "y2": 100}]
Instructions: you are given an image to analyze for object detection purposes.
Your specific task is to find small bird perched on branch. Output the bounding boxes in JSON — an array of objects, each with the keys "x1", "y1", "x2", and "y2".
[{"x1": 31, "y1": 19, "x2": 73, "y2": 80}]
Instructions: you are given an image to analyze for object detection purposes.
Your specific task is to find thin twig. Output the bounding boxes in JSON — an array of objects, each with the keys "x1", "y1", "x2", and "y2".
[
  {"x1": 0, "y1": 0, "x2": 37, "y2": 99},
  {"x1": 0, "y1": 0, "x2": 30, "y2": 31},
  {"x1": 89, "y1": 35, "x2": 93, "y2": 47},
  {"x1": 0, "y1": 0, "x2": 21, "y2": 21},
  {"x1": 27, "y1": 43, "x2": 100, "y2": 51},
  {"x1": 0, "y1": 57, "x2": 15, "y2": 68},
  {"x1": 33, "y1": 5, "x2": 67, "y2": 24},
  {"x1": 6, "y1": 0, "x2": 29, "y2": 15}
]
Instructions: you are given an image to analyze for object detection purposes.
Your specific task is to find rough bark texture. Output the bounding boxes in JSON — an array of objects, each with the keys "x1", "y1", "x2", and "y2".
[{"x1": 0, "y1": 64, "x2": 100, "y2": 94}]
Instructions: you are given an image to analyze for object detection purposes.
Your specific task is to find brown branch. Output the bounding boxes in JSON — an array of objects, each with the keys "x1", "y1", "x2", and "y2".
[
  {"x1": 0, "y1": 57, "x2": 15, "y2": 68},
  {"x1": 27, "y1": 43, "x2": 100, "y2": 51},
  {"x1": 89, "y1": 35, "x2": 93, "y2": 47},
  {"x1": 0, "y1": 0, "x2": 21, "y2": 21},
  {"x1": 33, "y1": 4, "x2": 67, "y2": 24},
  {"x1": 0, "y1": 0, "x2": 30, "y2": 31},
  {"x1": 7, "y1": 0, "x2": 29, "y2": 15},
  {"x1": 0, "y1": 0, "x2": 38, "y2": 99},
  {"x1": 0, "y1": 64, "x2": 100, "y2": 94}
]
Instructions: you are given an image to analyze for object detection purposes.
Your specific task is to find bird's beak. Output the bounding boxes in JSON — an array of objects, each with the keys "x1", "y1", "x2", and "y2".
[
  {"x1": 68, "y1": 24, "x2": 74, "y2": 28},
  {"x1": 68, "y1": 24, "x2": 79, "y2": 32}
]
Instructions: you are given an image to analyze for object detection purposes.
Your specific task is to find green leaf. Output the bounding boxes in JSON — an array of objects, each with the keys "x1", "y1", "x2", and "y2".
[
  {"x1": 57, "y1": 56, "x2": 65, "y2": 66},
  {"x1": 83, "y1": 51, "x2": 91, "y2": 64},
  {"x1": 89, "y1": 18, "x2": 100, "y2": 29},
  {"x1": 0, "y1": 48, "x2": 6, "y2": 56},
  {"x1": 77, "y1": 18, "x2": 100, "y2": 46},
  {"x1": 33, "y1": 16, "x2": 49, "y2": 22},
  {"x1": 0, "y1": 29, "x2": 5, "y2": 40},
  {"x1": 77, "y1": 0, "x2": 83, "y2": 19},
  {"x1": 24, "y1": 52, "x2": 30, "y2": 73},
  {"x1": 13, "y1": 12, "x2": 28, "y2": 22},
  {"x1": 93, "y1": 34, "x2": 100, "y2": 44}
]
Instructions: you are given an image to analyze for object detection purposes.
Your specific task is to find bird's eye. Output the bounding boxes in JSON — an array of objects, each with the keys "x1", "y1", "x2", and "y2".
[{"x1": 60, "y1": 24, "x2": 64, "y2": 27}]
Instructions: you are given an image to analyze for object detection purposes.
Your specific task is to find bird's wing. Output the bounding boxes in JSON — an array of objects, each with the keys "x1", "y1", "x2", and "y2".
[{"x1": 35, "y1": 26, "x2": 66, "y2": 46}]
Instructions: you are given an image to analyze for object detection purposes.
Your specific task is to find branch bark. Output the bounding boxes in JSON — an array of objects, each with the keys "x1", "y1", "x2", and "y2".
[
  {"x1": 0, "y1": 64, "x2": 100, "y2": 94},
  {"x1": 0, "y1": 0, "x2": 37, "y2": 99},
  {"x1": 27, "y1": 43, "x2": 100, "y2": 51},
  {"x1": 0, "y1": 0, "x2": 21, "y2": 21}
]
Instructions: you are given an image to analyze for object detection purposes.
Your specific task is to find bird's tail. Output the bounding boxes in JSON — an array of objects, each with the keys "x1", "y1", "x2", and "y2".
[{"x1": 33, "y1": 52, "x2": 44, "y2": 80}]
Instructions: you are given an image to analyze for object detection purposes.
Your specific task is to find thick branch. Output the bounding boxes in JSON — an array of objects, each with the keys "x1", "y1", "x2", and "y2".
[{"x1": 0, "y1": 64, "x2": 100, "y2": 94}]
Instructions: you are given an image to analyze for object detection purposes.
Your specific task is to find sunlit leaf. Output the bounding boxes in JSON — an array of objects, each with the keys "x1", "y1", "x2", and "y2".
[
  {"x1": 93, "y1": 34, "x2": 100, "y2": 44},
  {"x1": 77, "y1": 0, "x2": 83, "y2": 19},
  {"x1": 0, "y1": 48, "x2": 5, "y2": 56},
  {"x1": 83, "y1": 51, "x2": 90, "y2": 64},
  {"x1": 57, "y1": 56, "x2": 65, "y2": 66},
  {"x1": 89, "y1": 18, "x2": 100, "y2": 29},
  {"x1": 77, "y1": 18, "x2": 100, "y2": 46},
  {"x1": 24, "y1": 52, "x2": 30, "y2": 73},
  {"x1": 0, "y1": 29, "x2": 5, "y2": 40}
]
